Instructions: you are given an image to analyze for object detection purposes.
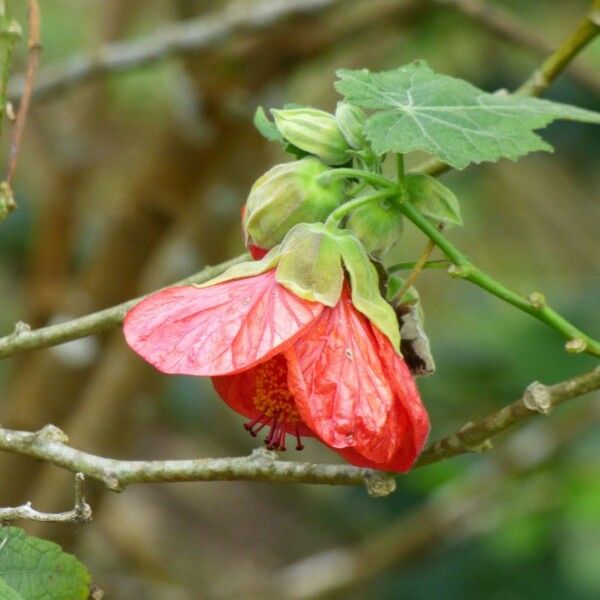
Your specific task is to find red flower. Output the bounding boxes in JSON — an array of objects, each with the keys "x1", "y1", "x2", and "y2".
[{"x1": 124, "y1": 270, "x2": 429, "y2": 472}]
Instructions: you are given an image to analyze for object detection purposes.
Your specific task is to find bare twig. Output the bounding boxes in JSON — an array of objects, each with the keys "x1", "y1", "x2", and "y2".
[
  {"x1": 394, "y1": 229, "x2": 439, "y2": 300},
  {"x1": 0, "y1": 3, "x2": 20, "y2": 135},
  {"x1": 0, "y1": 368, "x2": 597, "y2": 498},
  {"x1": 0, "y1": 427, "x2": 397, "y2": 497},
  {"x1": 7, "y1": 0, "x2": 349, "y2": 104},
  {"x1": 274, "y1": 400, "x2": 600, "y2": 600},
  {"x1": 517, "y1": 0, "x2": 600, "y2": 96},
  {"x1": 417, "y1": 0, "x2": 600, "y2": 176},
  {"x1": 5, "y1": 0, "x2": 40, "y2": 186},
  {"x1": 416, "y1": 365, "x2": 600, "y2": 466},
  {"x1": 0, "y1": 253, "x2": 248, "y2": 359},
  {"x1": 432, "y1": 0, "x2": 600, "y2": 96},
  {"x1": 0, "y1": 3, "x2": 21, "y2": 222},
  {"x1": 0, "y1": 473, "x2": 91, "y2": 523}
]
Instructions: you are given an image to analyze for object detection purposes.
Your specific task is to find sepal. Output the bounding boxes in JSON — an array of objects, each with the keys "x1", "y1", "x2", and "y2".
[
  {"x1": 337, "y1": 232, "x2": 401, "y2": 351},
  {"x1": 276, "y1": 223, "x2": 344, "y2": 306},
  {"x1": 406, "y1": 174, "x2": 462, "y2": 228}
]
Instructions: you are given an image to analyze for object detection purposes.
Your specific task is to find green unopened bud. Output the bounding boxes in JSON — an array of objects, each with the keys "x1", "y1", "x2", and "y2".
[
  {"x1": 272, "y1": 108, "x2": 350, "y2": 165},
  {"x1": 335, "y1": 102, "x2": 367, "y2": 150},
  {"x1": 346, "y1": 197, "x2": 403, "y2": 259},
  {"x1": 243, "y1": 157, "x2": 345, "y2": 249}
]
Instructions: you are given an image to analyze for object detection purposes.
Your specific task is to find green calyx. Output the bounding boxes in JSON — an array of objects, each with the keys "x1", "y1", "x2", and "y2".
[
  {"x1": 272, "y1": 108, "x2": 350, "y2": 165},
  {"x1": 243, "y1": 157, "x2": 345, "y2": 250},
  {"x1": 337, "y1": 232, "x2": 401, "y2": 350},
  {"x1": 199, "y1": 223, "x2": 401, "y2": 351},
  {"x1": 275, "y1": 223, "x2": 344, "y2": 306},
  {"x1": 406, "y1": 174, "x2": 463, "y2": 228}
]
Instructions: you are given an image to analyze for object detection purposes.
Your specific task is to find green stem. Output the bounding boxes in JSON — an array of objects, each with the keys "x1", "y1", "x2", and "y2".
[
  {"x1": 322, "y1": 163, "x2": 600, "y2": 356},
  {"x1": 319, "y1": 168, "x2": 395, "y2": 190},
  {"x1": 398, "y1": 201, "x2": 600, "y2": 357},
  {"x1": 326, "y1": 188, "x2": 396, "y2": 227},
  {"x1": 516, "y1": 0, "x2": 600, "y2": 97}
]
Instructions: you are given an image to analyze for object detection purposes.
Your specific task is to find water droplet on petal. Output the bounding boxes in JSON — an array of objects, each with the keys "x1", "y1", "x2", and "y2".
[
  {"x1": 345, "y1": 433, "x2": 355, "y2": 445},
  {"x1": 345, "y1": 348, "x2": 353, "y2": 360}
]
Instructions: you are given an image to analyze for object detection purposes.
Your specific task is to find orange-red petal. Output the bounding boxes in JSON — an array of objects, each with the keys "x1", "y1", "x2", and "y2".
[
  {"x1": 211, "y1": 356, "x2": 314, "y2": 437},
  {"x1": 123, "y1": 270, "x2": 323, "y2": 376},
  {"x1": 285, "y1": 288, "x2": 429, "y2": 472}
]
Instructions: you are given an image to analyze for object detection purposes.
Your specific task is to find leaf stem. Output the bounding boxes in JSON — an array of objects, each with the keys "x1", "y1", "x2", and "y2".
[
  {"x1": 388, "y1": 259, "x2": 451, "y2": 272},
  {"x1": 326, "y1": 188, "x2": 397, "y2": 226},
  {"x1": 394, "y1": 233, "x2": 438, "y2": 300},
  {"x1": 398, "y1": 200, "x2": 600, "y2": 357}
]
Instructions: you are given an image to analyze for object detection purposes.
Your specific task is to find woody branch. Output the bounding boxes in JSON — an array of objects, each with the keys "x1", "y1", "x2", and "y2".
[
  {"x1": 0, "y1": 473, "x2": 91, "y2": 524},
  {"x1": 7, "y1": 0, "x2": 349, "y2": 103},
  {"x1": 0, "y1": 366, "x2": 598, "y2": 508}
]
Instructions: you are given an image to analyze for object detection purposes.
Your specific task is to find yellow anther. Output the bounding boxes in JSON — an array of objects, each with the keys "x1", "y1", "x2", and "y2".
[{"x1": 253, "y1": 356, "x2": 300, "y2": 424}]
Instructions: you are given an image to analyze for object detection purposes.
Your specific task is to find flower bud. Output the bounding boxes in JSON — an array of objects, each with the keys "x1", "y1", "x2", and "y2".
[
  {"x1": 335, "y1": 101, "x2": 367, "y2": 150},
  {"x1": 346, "y1": 197, "x2": 403, "y2": 259},
  {"x1": 272, "y1": 108, "x2": 350, "y2": 165},
  {"x1": 243, "y1": 157, "x2": 345, "y2": 250}
]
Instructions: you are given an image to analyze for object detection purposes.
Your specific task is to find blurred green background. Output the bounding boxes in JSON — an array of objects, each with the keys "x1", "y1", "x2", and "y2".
[{"x1": 0, "y1": 1, "x2": 598, "y2": 598}]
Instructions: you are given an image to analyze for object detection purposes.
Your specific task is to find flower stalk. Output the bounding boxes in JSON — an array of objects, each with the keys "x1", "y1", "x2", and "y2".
[
  {"x1": 325, "y1": 188, "x2": 397, "y2": 227},
  {"x1": 397, "y1": 200, "x2": 600, "y2": 357}
]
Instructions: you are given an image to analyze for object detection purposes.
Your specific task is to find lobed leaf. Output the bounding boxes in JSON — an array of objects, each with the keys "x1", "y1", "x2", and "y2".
[{"x1": 335, "y1": 61, "x2": 600, "y2": 169}]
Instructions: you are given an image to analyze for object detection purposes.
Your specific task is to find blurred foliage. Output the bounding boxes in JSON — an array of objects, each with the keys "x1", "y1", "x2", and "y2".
[{"x1": 0, "y1": 0, "x2": 598, "y2": 598}]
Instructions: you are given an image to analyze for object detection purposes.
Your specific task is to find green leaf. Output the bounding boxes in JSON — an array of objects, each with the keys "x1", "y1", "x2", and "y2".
[
  {"x1": 253, "y1": 106, "x2": 284, "y2": 142},
  {"x1": 0, "y1": 577, "x2": 24, "y2": 600},
  {"x1": 335, "y1": 61, "x2": 600, "y2": 169},
  {"x1": 253, "y1": 106, "x2": 310, "y2": 159},
  {"x1": 406, "y1": 173, "x2": 462, "y2": 227},
  {"x1": 0, "y1": 527, "x2": 90, "y2": 600}
]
